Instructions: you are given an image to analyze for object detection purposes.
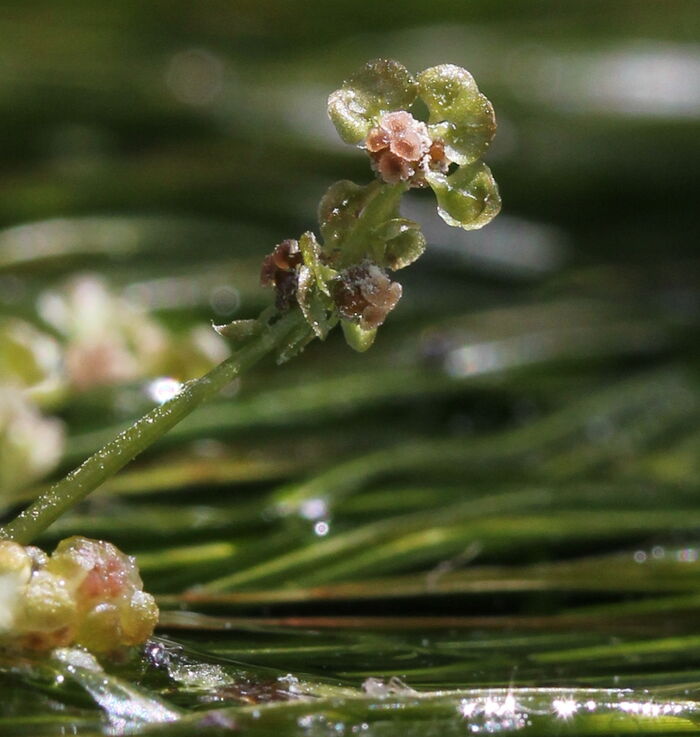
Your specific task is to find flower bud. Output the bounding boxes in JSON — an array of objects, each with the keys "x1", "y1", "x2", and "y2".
[
  {"x1": 260, "y1": 239, "x2": 303, "y2": 311},
  {"x1": 365, "y1": 111, "x2": 446, "y2": 187},
  {"x1": 333, "y1": 261, "x2": 402, "y2": 331}
]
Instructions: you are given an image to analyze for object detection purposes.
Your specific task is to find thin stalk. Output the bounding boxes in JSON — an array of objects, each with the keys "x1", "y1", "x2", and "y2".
[{"x1": 0, "y1": 310, "x2": 308, "y2": 544}]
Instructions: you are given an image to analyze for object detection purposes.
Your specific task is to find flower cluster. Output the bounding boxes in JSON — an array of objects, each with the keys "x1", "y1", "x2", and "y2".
[
  {"x1": 332, "y1": 261, "x2": 402, "y2": 331},
  {"x1": 227, "y1": 60, "x2": 500, "y2": 354},
  {"x1": 328, "y1": 59, "x2": 501, "y2": 230},
  {"x1": 40, "y1": 275, "x2": 228, "y2": 391},
  {"x1": 0, "y1": 536, "x2": 158, "y2": 652},
  {"x1": 366, "y1": 110, "x2": 448, "y2": 186}
]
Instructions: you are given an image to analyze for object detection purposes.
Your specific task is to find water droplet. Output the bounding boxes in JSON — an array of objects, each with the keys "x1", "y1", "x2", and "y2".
[
  {"x1": 147, "y1": 377, "x2": 183, "y2": 405},
  {"x1": 313, "y1": 521, "x2": 330, "y2": 537},
  {"x1": 299, "y1": 498, "x2": 328, "y2": 520}
]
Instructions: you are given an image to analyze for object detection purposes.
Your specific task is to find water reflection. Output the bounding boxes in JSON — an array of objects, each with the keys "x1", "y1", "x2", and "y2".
[{"x1": 313, "y1": 521, "x2": 330, "y2": 537}]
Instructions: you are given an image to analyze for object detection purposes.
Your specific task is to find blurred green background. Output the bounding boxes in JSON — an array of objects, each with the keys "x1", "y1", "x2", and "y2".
[
  {"x1": 2, "y1": 2, "x2": 700, "y2": 735},
  {"x1": 2, "y1": 0, "x2": 698, "y2": 257}
]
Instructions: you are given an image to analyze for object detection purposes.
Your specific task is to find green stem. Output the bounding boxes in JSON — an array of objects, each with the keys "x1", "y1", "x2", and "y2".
[
  {"x1": 341, "y1": 181, "x2": 407, "y2": 265},
  {"x1": 0, "y1": 310, "x2": 308, "y2": 544}
]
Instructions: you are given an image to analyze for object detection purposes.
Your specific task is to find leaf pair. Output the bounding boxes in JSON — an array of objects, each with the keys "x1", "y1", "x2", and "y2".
[{"x1": 318, "y1": 180, "x2": 425, "y2": 271}]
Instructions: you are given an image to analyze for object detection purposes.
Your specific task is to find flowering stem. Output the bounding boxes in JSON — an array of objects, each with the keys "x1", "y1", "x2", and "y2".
[{"x1": 0, "y1": 310, "x2": 308, "y2": 545}]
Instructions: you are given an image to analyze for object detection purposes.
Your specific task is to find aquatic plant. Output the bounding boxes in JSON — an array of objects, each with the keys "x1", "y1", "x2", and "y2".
[{"x1": 0, "y1": 59, "x2": 499, "y2": 651}]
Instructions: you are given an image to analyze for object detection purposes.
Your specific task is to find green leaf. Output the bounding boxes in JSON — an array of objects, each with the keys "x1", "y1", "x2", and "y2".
[
  {"x1": 318, "y1": 180, "x2": 372, "y2": 250},
  {"x1": 298, "y1": 231, "x2": 335, "y2": 296},
  {"x1": 327, "y1": 59, "x2": 417, "y2": 145},
  {"x1": 297, "y1": 265, "x2": 332, "y2": 339},
  {"x1": 426, "y1": 162, "x2": 501, "y2": 230},
  {"x1": 373, "y1": 218, "x2": 426, "y2": 270},
  {"x1": 418, "y1": 64, "x2": 496, "y2": 165},
  {"x1": 341, "y1": 319, "x2": 377, "y2": 352},
  {"x1": 296, "y1": 232, "x2": 336, "y2": 339}
]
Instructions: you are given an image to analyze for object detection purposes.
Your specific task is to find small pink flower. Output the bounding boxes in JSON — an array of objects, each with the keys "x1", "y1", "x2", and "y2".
[
  {"x1": 333, "y1": 261, "x2": 402, "y2": 330},
  {"x1": 365, "y1": 111, "x2": 446, "y2": 186}
]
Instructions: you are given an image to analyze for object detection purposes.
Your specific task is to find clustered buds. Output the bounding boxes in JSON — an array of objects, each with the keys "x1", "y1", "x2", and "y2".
[
  {"x1": 257, "y1": 231, "x2": 406, "y2": 353},
  {"x1": 366, "y1": 111, "x2": 449, "y2": 186},
  {"x1": 333, "y1": 261, "x2": 402, "y2": 330},
  {"x1": 0, "y1": 536, "x2": 158, "y2": 652},
  {"x1": 36, "y1": 276, "x2": 228, "y2": 392}
]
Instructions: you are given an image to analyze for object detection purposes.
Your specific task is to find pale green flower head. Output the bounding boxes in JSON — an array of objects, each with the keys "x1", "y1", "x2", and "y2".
[{"x1": 0, "y1": 537, "x2": 158, "y2": 652}]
